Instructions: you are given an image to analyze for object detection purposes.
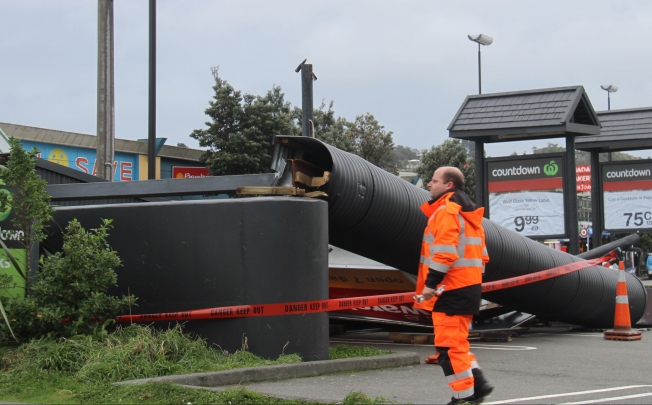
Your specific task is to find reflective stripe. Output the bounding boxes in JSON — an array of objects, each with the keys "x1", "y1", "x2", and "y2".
[
  {"x1": 430, "y1": 262, "x2": 450, "y2": 273},
  {"x1": 617, "y1": 270, "x2": 627, "y2": 282},
  {"x1": 447, "y1": 369, "x2": 473, "y2": 383},
  {"x1": 456, "y1": 215, "x2": 482, "y2": 256},
  {"x1": 481, "y1": 265, "x2": 485, "y2": 274},
  {"x1": 471, "y1": 361, "x2": 480, "y2": 369},
  {"x1": 616, "y1": 296, "x2": 629, "y2": 304},
  {"x1": 454, "y1": 258, "x2": 484, "y2": 267},
  {"x1": 482, "y1": 247, "x2": 488, "y2": 256},
  {"x1": 423, "y1": 233, "x2": 434, "y2": 244},
  {"x1": 420, "y1": 256, "x2": 449, "y2": 274},
  {"x1": 432, "y1": 244, "x2": 457, "y2": 254},
  {"x1": 453, "y1": 387, "x2": 475, "y2": 399},
  {"x1": 463, "y1": 236, "x2": 482, "y2": 245}
]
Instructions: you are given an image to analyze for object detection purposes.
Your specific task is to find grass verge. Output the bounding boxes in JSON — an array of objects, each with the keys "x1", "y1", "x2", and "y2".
[{"x1": 0, "y1": 325, "x2": 393, "y2": 404}]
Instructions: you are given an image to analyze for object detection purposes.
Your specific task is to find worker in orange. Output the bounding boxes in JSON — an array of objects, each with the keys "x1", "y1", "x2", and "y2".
[{"x1": 414, "y1": 166, "x2": 493, "y2": 405}]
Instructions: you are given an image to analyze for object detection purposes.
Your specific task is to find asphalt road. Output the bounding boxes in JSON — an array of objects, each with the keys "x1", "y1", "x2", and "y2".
[{"x1": 239, "y1": 327, "x2": 652, "y2": 404}]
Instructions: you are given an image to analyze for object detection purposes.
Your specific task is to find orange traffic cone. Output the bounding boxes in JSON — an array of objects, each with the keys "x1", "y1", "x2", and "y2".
[{"x1": 603, "y1": 264, "x2": 642, "y2": 341}]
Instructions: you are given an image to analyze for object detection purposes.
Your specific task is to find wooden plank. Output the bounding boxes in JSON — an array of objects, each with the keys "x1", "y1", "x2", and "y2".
[
  {"x1": 236, "y1": 186, "x2": 305, "y2": 196},
  {"x1": 388, "y1": 332, "x2": 433, "y2": 345}
]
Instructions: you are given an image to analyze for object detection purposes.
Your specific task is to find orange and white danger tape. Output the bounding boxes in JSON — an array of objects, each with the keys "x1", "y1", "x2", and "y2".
[{"x1": 116, "y1": 252, "x2": 616, "y2": 323}]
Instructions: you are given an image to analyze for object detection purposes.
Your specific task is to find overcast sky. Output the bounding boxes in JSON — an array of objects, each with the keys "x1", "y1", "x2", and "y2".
[{"x1": 2, "y1": 1, "x2": 651, "y2": 158}]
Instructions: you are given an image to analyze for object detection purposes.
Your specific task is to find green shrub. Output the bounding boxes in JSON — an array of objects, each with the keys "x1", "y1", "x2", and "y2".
[{"x1": 7, "y1": 218, "x2": 136, "y2": 340}]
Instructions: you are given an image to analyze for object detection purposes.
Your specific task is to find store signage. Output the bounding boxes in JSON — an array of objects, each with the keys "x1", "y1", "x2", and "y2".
[
  {"x1": 576, "y1": 165, "x2": 591, "y2": 192},
  {"x1": 172, "y1": 166, "x2": 210, "y2": 179},
  {"x1": 487, "y1": 156, "x2": 565, "y2": 237},
  {"x1": 602, "y1": 161, "x2": 652, "y2": 231},
  {"x1": 20, "y1": 141, "x2": 137, "y2": 181}
]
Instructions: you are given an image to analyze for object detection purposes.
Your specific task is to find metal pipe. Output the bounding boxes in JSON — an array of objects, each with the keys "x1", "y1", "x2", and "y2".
[
  {"x1": 478, "y1": 43, "x2": 482, "y2": 94},
  {"x1": 148, "y1": 0, "x2": 157, "y2": 179},
  {"x1": 301, "y1": 64, "x2": 314, "y2": 137}
]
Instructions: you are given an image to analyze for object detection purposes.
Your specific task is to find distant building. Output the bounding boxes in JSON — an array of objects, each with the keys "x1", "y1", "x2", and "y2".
[{"x1": 0, "y1": 122, "x2": 205, "y2": 181}]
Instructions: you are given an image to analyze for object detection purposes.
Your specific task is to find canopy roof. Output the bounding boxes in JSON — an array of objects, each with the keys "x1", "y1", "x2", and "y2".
[{"x1": 448, "y1": 86, "x2": 601, "y2": 142}]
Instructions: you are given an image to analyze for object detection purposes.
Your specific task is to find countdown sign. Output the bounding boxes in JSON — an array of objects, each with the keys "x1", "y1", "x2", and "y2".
[
  {"x1": 602, "y1": 160, "x2": 652, "y2": 232},
  {"x1": 487, "y1": 155, "x2": 565, "y2": 238}
]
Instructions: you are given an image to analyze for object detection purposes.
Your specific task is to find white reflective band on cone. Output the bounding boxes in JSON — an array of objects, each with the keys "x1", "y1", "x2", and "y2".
[{"x1": 616, "y1": 296, "x2": 629, "y2": 304}]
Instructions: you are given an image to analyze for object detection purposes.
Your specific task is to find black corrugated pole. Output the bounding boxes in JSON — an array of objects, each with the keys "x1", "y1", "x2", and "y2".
[
  {"x1": 295, "y1": 59, "x2": 315, "y2": 137},
  {"x1": 565, "y1": 136, "x2": 579, "y2": 254},
  {"x1": 148, "y1": 0, "x2": 156, "y2": 179}
]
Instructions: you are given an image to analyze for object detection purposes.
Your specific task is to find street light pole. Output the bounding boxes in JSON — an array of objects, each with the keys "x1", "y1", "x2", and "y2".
[
  {"x1": 467, "y1": 34, "x2": 493, "y2": 212},
  {"x1": 600, "y1": 85, "x2": 618, "y2": 111},
  {"x1": 477, "y1": 42, "x2": 481, "y2": 94},
  {"x1": 468, "y1": 34, "x2": 493, "y2": 94}
]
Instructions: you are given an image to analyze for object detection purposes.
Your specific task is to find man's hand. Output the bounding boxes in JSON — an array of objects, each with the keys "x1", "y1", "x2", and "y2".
[{"x1": 421, "y1": 286, "x2": 436, "y2": 300}]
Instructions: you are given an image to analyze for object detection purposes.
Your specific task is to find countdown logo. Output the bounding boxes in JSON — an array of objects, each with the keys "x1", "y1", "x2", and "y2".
[
  {"x1": 491, "y1": 166, "x2": 540, "y2": 177},
  {"x1": 606, "y1": 168, "x2": 651, "y2": 178}
]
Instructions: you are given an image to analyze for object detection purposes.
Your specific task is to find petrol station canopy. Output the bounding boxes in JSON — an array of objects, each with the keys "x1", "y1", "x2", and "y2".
[
  {"x1": 448, "y1": 86, "x2": 601, "y2": 142},
  {"x1": 575, "y1": 107, "x2": 652, "y2": 153}
]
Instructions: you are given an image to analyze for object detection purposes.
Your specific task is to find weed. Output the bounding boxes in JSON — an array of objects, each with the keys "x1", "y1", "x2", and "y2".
[{"x1": 329, "y1": 345, "x2": 393, "y2": 360}]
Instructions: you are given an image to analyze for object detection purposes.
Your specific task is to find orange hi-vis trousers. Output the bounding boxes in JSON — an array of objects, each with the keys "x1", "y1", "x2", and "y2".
[{"x1": 433, "y1": 312, "x2": 476, "y2": 399}]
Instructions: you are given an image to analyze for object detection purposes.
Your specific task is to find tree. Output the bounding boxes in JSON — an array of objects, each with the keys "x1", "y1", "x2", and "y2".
[
  {"x1": 416, "y1": 139, "x2": 475, "y2": 200},
  {"x1": 531, "y1": 142, "x2": 641, "y2": 165},
  {"x1": 347, "y1": 113, "x2": 398, "y2": 174},
  {"x1": 190, "y1": 68, "x2": 297, "y2": 175},
  {"x1": 0, "y1": 138, "x2": 54, "y2": 292},
  {"x1": 391, "y1": 145, "x2": 419, "y2": 169},
  {"x1": 294, "y1": 101, "x2": 354, "y2": 152}
]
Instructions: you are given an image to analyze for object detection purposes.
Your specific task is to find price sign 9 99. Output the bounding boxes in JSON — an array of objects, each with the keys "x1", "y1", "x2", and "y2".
[{"x1": 513, "y1": 216, "x2": 539, "y2": 232}]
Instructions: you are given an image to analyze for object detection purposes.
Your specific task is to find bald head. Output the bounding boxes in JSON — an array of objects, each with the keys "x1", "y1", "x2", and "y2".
[
  {"x1": 437, "y1": 166, "x2": 465, "y2": 189},
  {"x1": 428, "y1": 166, "x2": 465, "y2": 200}
]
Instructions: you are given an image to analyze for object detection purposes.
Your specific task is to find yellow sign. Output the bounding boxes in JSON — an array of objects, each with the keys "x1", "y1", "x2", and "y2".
[{"x1": 48, "y1": 148, "x2": 69, "y2": 167}]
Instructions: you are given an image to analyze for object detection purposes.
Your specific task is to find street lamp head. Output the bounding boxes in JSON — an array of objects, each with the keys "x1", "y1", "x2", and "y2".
[
  {"x1": 600, "y1": 85, "x2": 618, "y2": 93},
  {"x1": 468, "y1": 34, "x2": 493, "y2": 46}
]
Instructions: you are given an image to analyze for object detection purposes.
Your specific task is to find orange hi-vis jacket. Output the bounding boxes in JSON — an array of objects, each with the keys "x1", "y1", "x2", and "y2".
[{"x1": 414, "y1": 190, "x2": 489, "y2": 313}]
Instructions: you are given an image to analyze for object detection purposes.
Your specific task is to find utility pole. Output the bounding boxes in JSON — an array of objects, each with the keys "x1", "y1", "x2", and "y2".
[
  {"x1": 295, "y1": 59, "x2": 316, "y2": 137},
  {"x1": 148, "y1": 0, "x2": 157, "y2": 179},
  {"x1": 97, "y1": 0, "x2": 115, "y2": 181}
]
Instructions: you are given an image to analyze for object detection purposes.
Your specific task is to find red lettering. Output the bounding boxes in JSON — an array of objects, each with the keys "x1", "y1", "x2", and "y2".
[
  {"x1": 120, "y1": 162, "x2": 132, "y2": 181},
  {"x1": 92, "y1": 160, "x2": 97, "y2": 176},
  {"x1": 76, "y1": 157, "x2": 89, "y2": 174}
]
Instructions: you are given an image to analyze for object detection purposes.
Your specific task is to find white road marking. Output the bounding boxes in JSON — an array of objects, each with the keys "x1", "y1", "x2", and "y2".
[
  {"x1": 329, "y1": 339, "x2": 536, "y2": 350},
  {"x1": 484, "y1": 385, "x2": 652, "y2": 404},
  {"x1": 560, "y1": 392, "x2": 652, "y2": 404},
  {"x1": 470, "y1": 344, "x2": 536, "y2": 351}
]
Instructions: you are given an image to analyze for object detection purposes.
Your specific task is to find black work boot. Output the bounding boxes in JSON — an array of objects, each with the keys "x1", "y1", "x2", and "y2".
[
  {"x1": 472, "y1": 368, "x2": 494, "y2": 404},
  {"x1": 445, "y1": 396, "x2": 477, "y2": 405}
]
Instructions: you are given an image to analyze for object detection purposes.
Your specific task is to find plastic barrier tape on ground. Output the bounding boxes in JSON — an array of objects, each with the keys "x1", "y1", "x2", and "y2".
[{"x1": 116, "y1": 253, "x2": 615, "y2": 323}]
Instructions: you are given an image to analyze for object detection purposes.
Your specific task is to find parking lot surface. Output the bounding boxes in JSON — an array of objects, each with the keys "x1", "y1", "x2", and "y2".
[{"x1": 239, "y1": 327, "x2": 652, "y2": 404}]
